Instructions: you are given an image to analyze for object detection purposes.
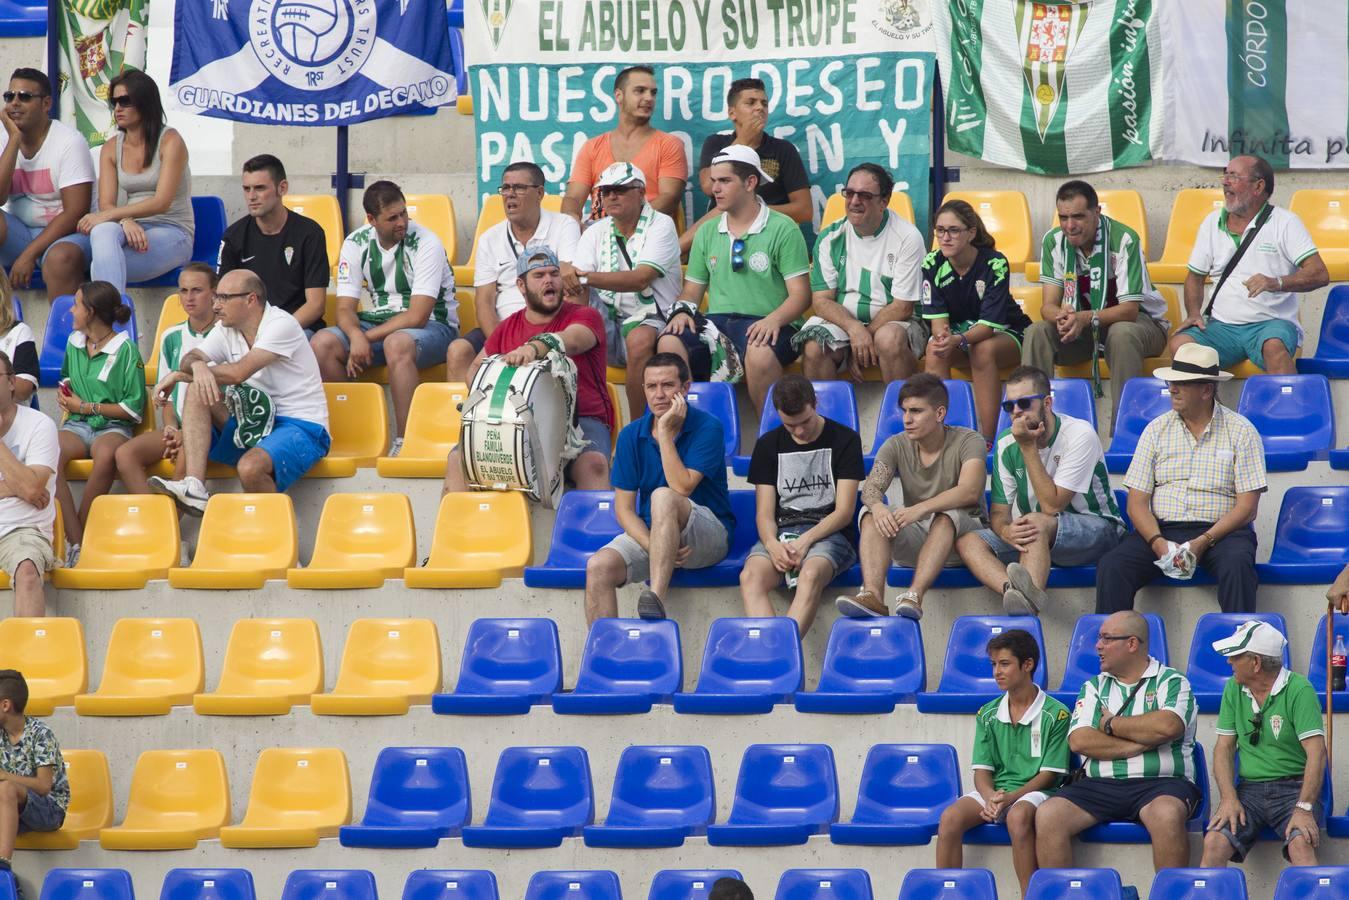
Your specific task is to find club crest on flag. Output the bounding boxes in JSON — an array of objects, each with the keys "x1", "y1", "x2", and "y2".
[
  {"x1": 1019, "y1": 1, "x2": 1086, "y2": 141},
  {"x1": 481, "y1": 0, "x2": 513, "y2": 49}
]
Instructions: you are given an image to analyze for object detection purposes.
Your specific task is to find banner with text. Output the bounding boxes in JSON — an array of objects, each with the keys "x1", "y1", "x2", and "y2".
[{"x1": 468, "y1": 0, "x2": 937, "y2": 229}]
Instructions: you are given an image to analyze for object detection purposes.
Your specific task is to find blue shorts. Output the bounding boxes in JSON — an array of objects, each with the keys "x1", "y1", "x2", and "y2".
[
  {"x1": 574, "y1": 415, "x2": 611, "y2": 461},
  {"x1": 18, "y1": 789, "x2": 65, "y2": 833},
  {"x1": 1179, "y1": 318, "x2": 1300, "y2": 370},
  {"x1": 749, "y1": 530, "x2": 857, "y2": 580},
  {"x1": 975, "y1": 512, "x2": 1124, "y2": 567},
  {"x1": 208, "y1": 415, "x2": 331, "y2": 491},
  {"x1": 322, "y1": 319, "x2": 456, "y2": 369}
]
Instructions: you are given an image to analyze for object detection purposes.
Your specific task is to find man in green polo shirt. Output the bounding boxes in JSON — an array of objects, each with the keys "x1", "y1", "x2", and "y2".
[
  {"x1": 1202, "y1": 620, "x2": 1326, "y2": 868},
  {"x1": 935, "y1": 628, "x2": 1070, "y2": 897},
  {"x1": 660, "y1": 145, "x2": 811, "y2": 416}
]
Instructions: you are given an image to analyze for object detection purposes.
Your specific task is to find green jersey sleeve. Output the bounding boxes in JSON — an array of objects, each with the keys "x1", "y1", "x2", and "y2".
[{"x1": 1042, "y1": 703, "x2": 1072, "y2": 774}]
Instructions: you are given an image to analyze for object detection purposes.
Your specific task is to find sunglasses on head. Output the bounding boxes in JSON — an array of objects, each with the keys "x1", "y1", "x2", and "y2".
[
  {"x1": 731, "y1": 237, "x2": 746, "y2": 272},
  {"x1": 2, "y1": 90, "x2": 44, "y2": 103},
  {"x1": 108, "y1": 95, "x2": 134, "y2": 109},
  {"x1": 1000, "y1": 393, "x2": 1047, "y2": 414}
]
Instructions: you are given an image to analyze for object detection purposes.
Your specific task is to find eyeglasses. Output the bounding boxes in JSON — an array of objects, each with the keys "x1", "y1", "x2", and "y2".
[
  {"x1": 1097, "y1": 633, "x2": 1134, "y2": 643},
  {"x1": 731, "y1": 237, "x2": 746, "y2": 272},
  {"x1": 1248, "y1": 710, "x2": 1263, "y2": 746},
  {"x1": 1221, "y1": 171, "x2": 1259, "y2": 183},
  {"x1": 1000, "y1": 393, "x2": 1047, "y2": 414},
  {"x1": 213, "y1": 291, "x2": 251, "y2": 302},
  {"x1": 842, "y1": 188, "x2": 880, "y2": 203},
  {"x1": 498, "y1": 183, "x2": 541, "y2": 195},
  {"x1": 2, "y1": 91, "x2": 44, "y2": 103},
  {"x1": 108, "y1": 95, "x2": 134, "y2": 109},
  {"x1": 934, "y1": 226, "x2": 970, "y2": 238}
]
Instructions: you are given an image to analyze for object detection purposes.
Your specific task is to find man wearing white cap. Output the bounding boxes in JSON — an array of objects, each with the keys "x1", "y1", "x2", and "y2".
[
  {"x1": 662, "y1": 144, "x2": 811, "y2": 416},
  {"x1": 565, "y1": 162, "x2": 681, "y2": 416},
  {"x1": 1202, "y1": 620, "x2": 1325, "y2": 869},
  {"x1": 1096, "y1": 343, "x2": 1266, "y2": 614}
]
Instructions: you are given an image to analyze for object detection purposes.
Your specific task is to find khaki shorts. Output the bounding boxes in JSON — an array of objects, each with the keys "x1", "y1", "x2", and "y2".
[
  {"x1": 602, "y1": 502, "x2": 730, "y2": 585},
  {"x1": 863, "y1": 506, "x2": 985, "y2": 567},
  {"x1": 0, "y1": 527, "x2": 56, "y2": 582}
]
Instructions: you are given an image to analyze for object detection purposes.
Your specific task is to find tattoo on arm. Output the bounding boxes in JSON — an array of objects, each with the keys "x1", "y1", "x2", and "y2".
[{"x1": 861, "y1": 459, "x2": 894, "y2": 508}]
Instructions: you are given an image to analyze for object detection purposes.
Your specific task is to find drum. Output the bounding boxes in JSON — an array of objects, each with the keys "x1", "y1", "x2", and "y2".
[{"x1": 460, "y1": 356, "x2": 570, "y2": 508}]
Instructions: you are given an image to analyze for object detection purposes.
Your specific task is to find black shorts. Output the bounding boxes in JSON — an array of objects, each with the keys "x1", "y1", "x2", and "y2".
[
  {"x1": 456, "y1": 327, "x2": 488, "y2": 353},
  {"x1": 1054, "y1": 776, "x2": 1202, "y2": 824}
]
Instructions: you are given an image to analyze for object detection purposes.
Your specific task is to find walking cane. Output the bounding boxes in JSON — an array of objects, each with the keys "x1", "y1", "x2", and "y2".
[{"x1": 1328, "y1": 599, "x2": 1335, "y2": 767}]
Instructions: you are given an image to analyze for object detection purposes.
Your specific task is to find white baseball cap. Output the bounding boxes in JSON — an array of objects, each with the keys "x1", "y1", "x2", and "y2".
[
  {"x1": 596, "y1": 162, "x2": 647, "y2": 189},
  {"x1": 710, "y1": 144, "x2": 774, "y2": 184},
  {"x1": 1212, "y1": 620, "x2": 1287, "y2": 658}
]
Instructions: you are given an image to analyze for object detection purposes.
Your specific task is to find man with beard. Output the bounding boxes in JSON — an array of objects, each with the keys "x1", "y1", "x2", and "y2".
[
  {"x1": 442, "y1": 243, "x2": 614, "y2": 494},
  {"x1": 1170, "y1": 155, "x2": 1329, "y2": 374}
]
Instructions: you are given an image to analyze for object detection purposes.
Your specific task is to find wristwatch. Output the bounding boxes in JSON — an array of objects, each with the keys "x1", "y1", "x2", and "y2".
[
  {"x1": 1296, "y1": 801, "x2": 1314, "y2": 813},
  {"x1": 1102, "y1": 717, "x2": 1115, "y2": 736},
  {"x1": 1090, "y1": 313, "x2": 1101, "y2": 331},
  {"x1": 578, "y1": 275, "x2": 589, "y2": 286}
]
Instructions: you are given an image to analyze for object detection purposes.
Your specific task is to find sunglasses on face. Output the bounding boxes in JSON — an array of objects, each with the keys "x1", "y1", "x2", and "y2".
[
  {"x1": 731, "y1": 237, "x2": 746, "y2": 272},
  {"x1": 2, "y1": 91, "x2": 44, "y2": 103},
  {"x1": 842, "y1": 188, "x2": 880, "y2": 203},
  {"x1": 598, "y1": 185, "x2": 637, "y2": 198},
  {"x1": 1000, "y1": 393, "x2": 1047, "y2": 414},
  {"x1": 109, "y1": 95, "x2": 134, "y2": 109}
]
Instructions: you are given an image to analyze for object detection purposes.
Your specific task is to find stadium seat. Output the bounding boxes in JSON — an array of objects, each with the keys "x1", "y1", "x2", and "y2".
[
  {"x1": 524, "y1": 491, "x2": 619, "y2": 588},
  {"x1": 218, "y1": 748, "x2": 351, "y2": 848},
  {"x1": 916, "y1": 617, "x2": 1048, "y2": 713},
  {"x1": 1025, "y1": 869, "x2": 1123, "y2": 899},
  {"x1": 279, "y1": 871, "x2": 377, "y2": 900},
  {"x1": 402, "y1": 872, "x2": 499, "y2": 900},
  {"x1": 0, "y1": 618, "x2": 87, "y2": 715},
  {"x1": 143, "y1": 293, "x2": 187, "y2": 384},
  {"x1": 1081, "y1": 743, "x2": 1209, "y2": 842},
  {"x1": 168, "y1": 494, "x2": 298, "y2": 589},
  {"x1": 459, "y1": 746, "x2": 593, "y2": 848},
  {"x1": 1104, "y1": 377, "x2": 1172, "y2": 473},
  {"x1": 686, "y1": 382, "x2": 740, "y2": 464},
  {"x1": 552, "y1": 618, "x2": 682, "y2": 714},
  {"x1": 1235, "y1": 374, "x2": 1334, "y2": 471},
  {"x1": 311, "y1": 618, "x2": 441, "y2": 715},
  {"x1": 820, "y1": 191, "x2": 915, "y2": 228},
  {"x1": 896, "y1": 869, "x2": 997, "y2": 900},
  {"x1": 159, "y1": 869, "x2": 258, "y2": 900},
  {"x1": 99, "y1": 750, "x2": 231, "y2": 850},
  {"x1": 38, "y1": 294, "x2": 136, "y2": 386},
  {"x1": 52, "y1": 495, "x2": 179, "y2": 590},
  {"x1": 1308, "y1": 614, "x2": 1349, "y2": 711},
  {"x1": 523, "y1": 873, "x2": 620, "y2": 900},
  {"x1": 0, "y1": 0, "x2": 44, "y2": 36},
  {"x1": 406, "y1": 193, "x2": 459, "y2": 263},
  {"x1": 1149, "y1": 189, "x2": 1224, "y2": 284},
  {"x1": 775, "y1": 871, "x2": 871, "y2": 900},
  {"x1": 830, "y1": 744, "x2": 959, "y2": 845},
  {"x1": 339, "y1": 747, "x2": 470, "y2": 848},
  {"x1": 1299, "y1": 285, "x2": 1349, "y2": 377},
  {"x1": 283, "y1": 195, "x2": 344, "y2": 278},
  {"x1": 432, "y1": 617, "x2": 561, "y2": 714},
  {"x1": 942, "y1": 191, "x2": 1032, "y2": 272},
  {"x1": 732, "y1": 381, "x2": 859, "y2": 475},
  {"x1": 1256, "y1": 486, "x2": 1349, "y2": 584},
  {"x1": 39, "y1": 870, "x2": 135, "y2": 900},
  {"x1": 74, "y1": 618, "x2": 203, "y2": 716},
  {"x1": 453, "y1": 194, "x2": 564, "y2": 287},
  {"x1": 795, "y1": 617, "x2": 925, "y2": 713},
  {"x1": 583, "y1": 745, "x2": 714, "y2": 848},
  {"x1": 994, "y1": 378, "x2": 1097, "y2": 436},
  {"x1": 16, "y1": 750, "x2": 113, "y2": 849},
  {"x1": 1052, "y1": 613, "x2": 1169, "y2": 705},
  {"x1": 1290, "y1": 189, "x2": 1349, "y2": 279},
  {"x1": 375, "y1": 382, "x2": 468, "y2": 477},
  {"x1": 305, "y1": 383, "x2": 389, "y2": 477},
  {"x1": 405, "y1": 491, "x2": 531, "y2": 589},
  {"x1": 867, "y1": 379, "x2": 976, "y2": 468},
  {"x1": 647, "y1": 873, "x2": 743, "y2": 900},
  {"x1": 1273, "y1": 866, "x2": 1349, "y2": 898},
  {"x1": 193, "y1": 619, "x2": 323, "y2": 715},
  {"x1": 1147, "y1": 869, "x2": 1246, "y2": 899},
  {"x1": 1186, "y1": 613, "x2": 1290, "y2": 712},
  {"x1": 705, "y1": 744, "x2": 837, "y2": 846},
  {"x1": 288, "y1": 493, "x2": 416, "y2": 589},
  {"x1": 673, "y1": 618, "x2": 803, "y2": 714},
  {"x1": 1026, "y1": 189, "x2": 1149, "y2": 283},
  {"x1": 131, "y1": 197, "x2": 228, "y2": 287}
]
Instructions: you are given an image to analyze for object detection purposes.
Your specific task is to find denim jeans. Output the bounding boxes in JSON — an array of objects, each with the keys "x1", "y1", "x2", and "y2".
[{"x1": 53, "y1": 220, "x2": 192, "y2": 291}]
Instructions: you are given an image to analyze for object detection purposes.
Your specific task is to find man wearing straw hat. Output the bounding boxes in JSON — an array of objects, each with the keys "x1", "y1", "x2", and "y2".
[{"x1": 1095, "y1": 343, "x2": 1266, "y2": 614}]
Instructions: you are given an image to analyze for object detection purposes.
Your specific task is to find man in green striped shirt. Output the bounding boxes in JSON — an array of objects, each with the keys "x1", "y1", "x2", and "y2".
[{"x1": 1035, "y1": 610, "x2": 1200, "y2": 873}]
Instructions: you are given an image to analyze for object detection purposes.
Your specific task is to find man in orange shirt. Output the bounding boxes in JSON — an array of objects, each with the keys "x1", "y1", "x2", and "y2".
[{"x1": 563, "y1": 65, "x2": 687, "y2": 225}]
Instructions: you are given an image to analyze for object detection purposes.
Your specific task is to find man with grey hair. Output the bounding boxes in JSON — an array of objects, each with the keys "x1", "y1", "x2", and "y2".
[{"x1": 1202, "y1": 620, "x2": 1325, "y2": 869}]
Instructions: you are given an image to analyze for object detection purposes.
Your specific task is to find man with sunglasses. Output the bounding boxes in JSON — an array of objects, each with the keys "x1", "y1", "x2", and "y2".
[
  {"x1": 957, "y1": 365, "x2": 1124, "y2": 616},
  {"x1": 0, "y1": 68, "x2": 94, "y2": 299},
  {"x1": 1202, "y1": 620, "x2": 1326, "y2": 870}
]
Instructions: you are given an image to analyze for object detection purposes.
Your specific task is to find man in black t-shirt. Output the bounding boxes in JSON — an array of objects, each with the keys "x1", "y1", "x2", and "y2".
[
  {"x1": 217, "y1": 154, "x2": 330, "y2": 332},
  {"x1": 741, "y1": 374, "x2": 864, "y2": 637}
]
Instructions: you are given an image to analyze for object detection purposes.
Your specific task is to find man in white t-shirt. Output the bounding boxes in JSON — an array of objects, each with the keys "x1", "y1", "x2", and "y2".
[
  {"x1": 0, "y1": 68, "x2": 94, "y2": 299},
  {"x1": 565, "y1": 162, "x2": 681, "y2": 415},
  {"x1": 149, "y1": 270, "x2": 331, "y2": 515},
  {"x1": 0, "y1": 347, "x2": 57, "y2": 616},
  {"x1": 447, "y1": 161, "x2": 580, "y2": 383},
  {"x1": 1171, "y1": 155, "x2": 1330, "y2": 374}
]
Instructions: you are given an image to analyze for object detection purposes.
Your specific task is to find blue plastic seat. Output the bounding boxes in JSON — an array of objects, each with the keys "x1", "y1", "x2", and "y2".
[
  {"x1": 795, "y1": 617, "x2": 925, "y2": 713},
  {"x1": 524, "y1": 491, "x2": 620, "y2": 588},
  {"x1": 553, "y1": 619, "x2": 682, "y2": 714},
  {"x1": 459, "y1": 747, "x2": 592, "y2": 848},
  {"x1": 1299, "y1": 285, "x2": 1349, "y2": 377},
  {"x1": 1051, "y1": 614, "x2": 1169, "y2": 705},
  {"x1": 431, "y1": 618, "x2": 562, "y2": 714},
  {"x1": 523, "y1": 873, "x2": 621, "y2": 900},
  {"x1": 830, "y1": 744, "x2": 959, "y2": 845},
  {"x1": 732, "y1": 381, "x2": 859, "y2": 475},
  {"x1": 867, "y1": 379, "x2": 976, "y2": 467},
  {"x1": 1025, "y1": 869, "x2": 1122, "y2": 899},
  {"x1": 1236, "y1": 374, "x2": 1334, "y2": 471},
  {"x1": 646, "y1": 872, "x2": 742, "y2": 900},
  {"x1": 995, "y1": 378, "x2": 1097, "y2": 436},
  {"x1": 1273, "y1": 866, "x2": 1349, "y2": 898},
  {"x1": 1255, "y1": 487, "x2": 1349, "y2": 584},
  {"x1": 133, "y1": 197, "x2": 229, "y2": 287},
  {"x1": 39, "y1": 294, "x2": 139, "y2": 386},
  {"x1": 0, "y1": 0, "x2": 43, "y2": 37},
  {"x1": 338, "y1": 747, "x2": 470, "y2": 848},
  {"x1": 705, "y1": 744, "x2": 837, "y2": 846},
  {"x1": 280, "y1": 872, "x2": 377, "y2": 900},
  {"x1": 582, "y1": 745, "x2": 714, "y2": 848},
  {"x1": 1104, "y1": 378, "x2": 1171, "y2": 473},
  {"x1": 1308, "y1": 614, "x2": 1349, "y2": 712},
  {"x1": 41, "y1": 871, "x2": 136, "y2": 900},
  {"x1": 896, "y1": 869, "x2": 997, "y2": 900},
  {"x1": 1186, "y1": 613, "x2": 1290, "y2": 713},
  {"x1": 160, "y1": 870, "x2": 257, "y2": 900},
  {"x1": 1082, "y1": 743, "x2": 1209, "y2": 842},
  {"x1": 401, "y1": 872, "x2": 498, "y2": 900},
  {"x1": 1147, "y1": 868, "x2": 1246, "y2": 899},
  {"x1": 672, "y1": 618, "x2": 802, "y2": 714},
  {"x1": 669, "y1": 491, "x2": 756, "y2": 587},
  {"x1": 915, "y1": 617, "x2": 1047, "y2": 713},
  {"x1": 774, "y1": 870, "x2": 872, "y2": 900},
  {"x1": 686, "y1": 382, "x2": 740, "y2": 464}
]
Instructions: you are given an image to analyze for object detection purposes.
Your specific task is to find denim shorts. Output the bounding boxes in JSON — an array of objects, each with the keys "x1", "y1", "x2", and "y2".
[
  {"x1": 208, "y1": 415, "x2": 332, "y2": 491},
  {"x1": 1214, "y1": 778, "x2": 1325, "y2": 863},
  {"x1": 322, "y1": 318, "x2": 457, "y2": 369},
  {"x1": 573, "y1": 415, "x2": 611, "y2": 460},
  {"x1": 18, "y1": 789, "x2": 65, "y2": 833},
  {"x1": 603, "y1": 502, "x2": 729, "y2": 585},
  {"x1": 975, "y1": 512, "x2": 1125, "y2": 567},
  {"x1": 749, "y1": 530, "x2": 857, "y2": 581},
  {"x1": 1179, "y1": 318, "x2": 1300, "y2": 370},
  {"x1": 60, "y1": 418, "x2": 134, "y2": 450}
]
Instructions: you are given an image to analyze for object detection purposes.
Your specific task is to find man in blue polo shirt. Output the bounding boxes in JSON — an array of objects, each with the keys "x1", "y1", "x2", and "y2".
[{"x1": 585, "y1": 352, "x2": 734, "y2": 623}]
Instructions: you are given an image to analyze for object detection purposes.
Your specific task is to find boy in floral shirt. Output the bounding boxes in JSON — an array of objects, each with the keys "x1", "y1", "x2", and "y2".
[{"x1": 0, "y1": 670, "x2": 67, "y2": 885}]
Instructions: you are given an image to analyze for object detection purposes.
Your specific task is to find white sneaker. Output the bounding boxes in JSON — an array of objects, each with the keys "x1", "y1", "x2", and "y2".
[
  {"x1": 389, "y1": 437, "x2": 404, "y2": 458},
  {"x1": 149, "y1": 475, "x2": 210, "y2": 517},
  {"x1": 63, "y1": 543, "x2": 80, "y2": 569}
]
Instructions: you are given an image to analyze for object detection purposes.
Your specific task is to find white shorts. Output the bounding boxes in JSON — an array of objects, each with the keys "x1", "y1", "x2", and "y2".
[{"x1": 960, "y1": 788, "x2": 1049, "y2": 822}]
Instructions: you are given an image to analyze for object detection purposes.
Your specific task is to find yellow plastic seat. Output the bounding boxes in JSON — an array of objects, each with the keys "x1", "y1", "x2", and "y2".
[
  {"x1": 143, "y1": 294, "x2": 188, "y2": 384},
  {"x1": 16, "y1": 750, "x2": 112, "y2": 849},
  {"x1": 99, "y1": 749, "x2": 230, "y2": 850},
  {"x1": 452, "y1": 194, "x2": 564, "y2": 289},
  {"x1": 0, "y1": 618, "x2": 86, "y2": 715},
  {"x1": 607, "y1": 382, "x2": 623, "y2": 450},
  {"x1": 218, "y1": 748, "x2": 351, "y2": 848},
  {"x1": 305, "y1": 383, "x2": 389, "y2": 477},
  {"x1": 283, "y1": 195, "x2": 344, "y2": 278},
  {"x1": 819, "y1": 191, "x2": 916, "y2": 229},
  {"x1": 52, "y1": 496, "x2": 179, "y2": 589},
  {"x1": 74, "y1": 618, "x2": 203, "y2": 716},
  {"x1": 404, "y1": 491, "x2": 531, "y2": 588},
  {"x1": 1290, "y1": 189, "x2": 1349, "y2": 279},
  {"x1": 1058, "y1": 285, "x2": 1181, "y2": 379},
  {"x1": 287, "y1": 494, "x2": 415, "y2": 589},
  {"x1": 1148, "y1": 189, "x2": 1224, "y2": 284},
  {"x1": 375, "y1": 382, "x2": 466, "y2": 477},
  {"x1": 1011, "y1": 284, "x2": 1042, "y2": 324},
  {"x1": 64, "y1": 409, "x2": 156, "y2": 480},
  {"x1": 1027, "y1": 189, "x2": 1149, "y2": 282},
  {"x1": 406, "y1": 193, "x2": 459, "y2": 264},
  {"x1": 193, "y1": 619, "x2": 324, "y2": 716},
  {"x1": 941, "y1": 190, "x2": 1033, "y2": 272},
  {"x1": 310, "y1": 618, "x2": 441, "y2": 715},
  {"x1": 167, "y1": 494, "x2": 297, "y2": 589}
]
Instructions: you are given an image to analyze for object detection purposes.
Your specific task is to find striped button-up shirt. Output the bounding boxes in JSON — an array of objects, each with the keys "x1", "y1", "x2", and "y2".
[{"x1": 1070, "y1": 657, "x2": 1197, "y2": 781}]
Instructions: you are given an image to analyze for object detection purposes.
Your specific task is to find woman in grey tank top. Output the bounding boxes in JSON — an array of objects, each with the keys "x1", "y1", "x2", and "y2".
[{"x1": 73, "y1": 70, "x2": 193, "y2": 292}]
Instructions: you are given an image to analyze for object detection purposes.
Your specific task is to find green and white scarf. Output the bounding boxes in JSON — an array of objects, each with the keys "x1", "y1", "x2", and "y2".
[
  {"x1": 594, "y1": 202, "x2": 663, "y2": 337},
  {"x1": 225, "y1": 384, "x2": 276, "y2": 449},
  {"x1": 1061, "y1": 216, "x2": 1112, "y2": 399},
  {"x1": 669, "y1": 301, "x2": 744, "y2": 383}
]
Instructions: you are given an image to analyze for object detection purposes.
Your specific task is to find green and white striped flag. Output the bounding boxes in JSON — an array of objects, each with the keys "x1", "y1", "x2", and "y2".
[
  {"x1": 934, "y1": 0, "x2": 1162, "y2": 175},
  {"x1": 57, "y1": 0, "x2": 148, "y2": 147}
]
